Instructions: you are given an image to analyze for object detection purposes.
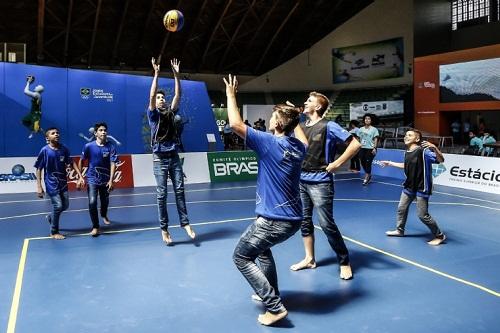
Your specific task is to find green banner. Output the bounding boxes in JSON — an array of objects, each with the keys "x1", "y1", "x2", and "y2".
[{"x1": 207, "y1": 151, "x2": 258, "y2": 182}]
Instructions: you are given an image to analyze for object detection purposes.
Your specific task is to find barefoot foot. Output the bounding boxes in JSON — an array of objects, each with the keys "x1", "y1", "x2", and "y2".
[
  {"x1": 258, "y1": 310, "x2": 288, "y2": 326},
  {"x1": 183, "y1": 225, "x2": 196, "y2": 239},
  {"x1": 162, "y1": 230, "x2": 173, "y2": 245},
  {"x1": 340, "y1": 264, "x2": 353, "y2": 280},
  {"x1": 51, "y1": 233, "x2": 66, "y2": 240},
  {"x1": 290, "y1": 258, "x2": 316, "y2": 271}
]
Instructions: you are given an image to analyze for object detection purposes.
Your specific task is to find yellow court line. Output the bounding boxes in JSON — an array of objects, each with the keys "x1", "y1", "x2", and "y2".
[
  {"x1": 339, "y1": 232, "x2": 500, "y2": 297},
  {"x1": 7, "y1": 239, "x2": 30, "y2": 333}
]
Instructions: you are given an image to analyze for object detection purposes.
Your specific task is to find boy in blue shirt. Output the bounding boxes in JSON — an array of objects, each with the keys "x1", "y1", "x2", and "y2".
[
  {"x1": 224, "y1": 75, "x2": 308, "y2": 326},
  {"x1": 79, "y1": 122, "x2": 118, "y2": 237},
  {"x1": 381, "y1": 129, "x2": 446, "y2": 246},
  {"x1": 35, "y1": 127, "x2": 84, "y2": 239}
]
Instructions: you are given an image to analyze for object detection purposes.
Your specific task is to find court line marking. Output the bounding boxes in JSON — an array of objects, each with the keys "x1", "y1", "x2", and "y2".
[
  {"x1": 7, "y1": 239, "x2": 29, "y2": 333},
  {"x1": 7, "y1": 216, "x2": 499, "y2": 333},
  {"x1": 338, "y1": 231, "x2": 500, "y2": 298},
  {"x1": 0, "y1": 185, "x2": 258, "y2": 205}
]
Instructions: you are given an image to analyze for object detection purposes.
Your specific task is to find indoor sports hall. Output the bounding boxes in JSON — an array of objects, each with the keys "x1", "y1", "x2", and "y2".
[{"x1": 1, "y1": 0, "x2": 500, "y2": 332}]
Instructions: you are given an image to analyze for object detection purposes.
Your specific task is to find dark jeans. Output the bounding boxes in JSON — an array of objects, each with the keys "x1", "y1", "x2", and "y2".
[
  {"x1": 300, "y1": 181, "x2": 350, "y2": 266},
  {"x1": 359, "y1": 148, "x2": 375, "y2": 174},
  {"x1": 153, "y1": 152, "x2": 189, "y2": 231},
  {"x1": 48, "y1": 191, "x2": 69, "y2": 235},
  {"x1": 87, "y1": 183, "x2": 109, "y2": 229},
  {"x1": 396, "y1": 191, "x2": 442, "y2": 236},
  {"x1": 233, "y1": 216, "x2": 300, "y2": 313}
]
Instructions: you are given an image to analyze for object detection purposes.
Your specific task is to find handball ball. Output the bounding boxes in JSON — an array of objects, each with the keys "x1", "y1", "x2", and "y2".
[{"x1": 163, "y1": 10, "x2": 184, "y2": 32}]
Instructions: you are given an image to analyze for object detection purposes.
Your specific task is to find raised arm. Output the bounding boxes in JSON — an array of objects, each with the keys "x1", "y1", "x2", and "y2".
[
  {"x1": 223, "y1": 75, "x2": 246, "y2": 139},
  {"x1": 422, "y1": 141, "x2": 445, "y2": 163},
  {"x1": 170, "y1": 58, "x2": 181, "y2": 111},
  {"x1": 24, "y1": 78, "x2": 39, "y2": 99},
  {"x1": 148, "y1": 57, "x2": 160, "y2": 111}
]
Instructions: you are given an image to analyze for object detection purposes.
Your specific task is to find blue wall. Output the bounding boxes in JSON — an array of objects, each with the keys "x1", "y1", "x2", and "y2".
[{"x1": 0, "y1": 63, "x2": 223, "y2": 157}]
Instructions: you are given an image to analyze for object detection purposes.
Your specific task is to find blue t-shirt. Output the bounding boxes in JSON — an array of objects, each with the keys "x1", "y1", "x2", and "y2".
[
  {"x1": 246, "y1": 126, "x2": 306, "y2": 221},
  {"x1": 81, "y1": 141, "x2": 118, "y2": 185},
  {"x1": 301, "y1": 121, "x2": 351, "y2": 183},
  {"x1": 34, "y1": 144, "x2": 72, "y2": 196},
  {"x1": 358, "y1": 126, "x2": 379, "y2": 149},
  {"x1": 148, "y1": 107, "x2": 178, "y2": 153}
]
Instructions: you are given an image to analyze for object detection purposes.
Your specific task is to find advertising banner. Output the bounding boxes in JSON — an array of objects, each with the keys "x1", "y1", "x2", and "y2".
[
  {"x1": 371, "y1": 148, "x2": 405, "y2": 180},
  {"x1": 0, "y1": 157, "x2": 39, "y2": 194},
  {"x1": 349, "y1": 100, "x2": 404, "y2": 120},
  {"x1": 68, "y1": 155, "x2": 134, "y2": 191},
  {"x1": 207, "y1": 151, "x2": 258, "y2": 182},
  {"x1": 433, "y1": 154, "x2": 500, "y2": 195},
  {"x1": 332, "y1": 37, "x2": 404, "y2": 83}
]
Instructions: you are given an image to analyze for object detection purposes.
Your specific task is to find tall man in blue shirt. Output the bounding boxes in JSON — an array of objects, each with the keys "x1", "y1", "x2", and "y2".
[
  {"x1": 289, "y1": 92, "x2": 361, "y2": 280},
  {"x1": 79, "y1": 122, "x2": 118, "y2": 237},
  {"x1": 148, "y1": 57, "x2": 195, "y2": 245},
  {"x1": 35, "y1": 127, "x2": 84, "y2": 239},
  {"x1": 225, "y1": 75, "x2": 308, "y2": 326}
]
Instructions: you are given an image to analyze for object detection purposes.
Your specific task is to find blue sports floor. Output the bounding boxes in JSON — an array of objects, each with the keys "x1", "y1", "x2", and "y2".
[{"x1": 1, "y1": 175, "x2": 499, "y2": 333}]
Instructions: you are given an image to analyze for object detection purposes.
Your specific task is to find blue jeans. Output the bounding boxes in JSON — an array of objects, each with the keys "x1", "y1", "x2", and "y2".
[
  {"x1": 153, "y1": 152, "x2": 189, "y2": 230},
  {"x1": 233, "y1": 216, "x2": 300, "y2": 313},
  {"x1": 300, "y1": 181, "x2": 350, "y2": 266},
  {"x1": 48, "y1": 191, "x2": 69, "y2": 235},
  {"x1": 87, "y1": 184, "x2": 109, "y2": 229}
]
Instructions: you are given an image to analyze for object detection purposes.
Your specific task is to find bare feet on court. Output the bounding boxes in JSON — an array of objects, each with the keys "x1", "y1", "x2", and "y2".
[
  {"x1": 102, "y1": 217, "x2": 111, "y2": 225},
  {"x1": 183, "y1": 225, "x2": 196, "y2": 239},
  {"x1": 162, "y1": 230, "x2": 173, "y2": 245},
  {"x1": 258, "y1": 310, "x2": 288, "y2": 326},
  {"x1": 340, "y1": 264, "x2": 353, "y2": 280},
  {"x1": 290, "y1": 258, "x2": 316, "y2": 271},
  {"x1": 51, "y1": 233, "x2": 66, "y2": 240}
]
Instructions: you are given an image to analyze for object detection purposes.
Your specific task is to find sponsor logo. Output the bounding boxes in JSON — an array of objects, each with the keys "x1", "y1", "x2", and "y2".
[
  {"x1": 0, "y1": 164, "x2": 37, "y2": 182},
  {"x1": 417, "y1": 81, "x2": 436, "y2": 89},
  {"x1": 432, "y1": 164, "x2": 446, "y2": 178},
  {"x1": 449, "y1": 166, "x2": 500, "y2": 183},
  {"x1": 80, "y1": 87, "x2": 114, "y2": 102},
  {"x1": 208, "y1": 151, "x2": 258, "y2": 182}
]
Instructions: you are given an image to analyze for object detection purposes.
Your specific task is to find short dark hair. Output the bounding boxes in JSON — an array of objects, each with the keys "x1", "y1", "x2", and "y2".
[
  {"x1": 93, "y1": 122, "x2": 108, "y2": 132},
  {"x1": 273, "y1": 104, "x2": 301, "y2": 134},
  {"x1": 45, "y1": 127, "x2": 58, "y2": 137},
  {"x1": 407, "y1": 128, "x2": 422, "y2": 142},
  {"x1": 156, "y1": 89, "x2": 166, "y2": 97}
]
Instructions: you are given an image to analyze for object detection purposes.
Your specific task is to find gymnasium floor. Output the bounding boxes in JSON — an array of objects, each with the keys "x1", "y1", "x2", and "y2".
[{"x1": 1, "y1": 175, "x2": 499, "y2": 333}]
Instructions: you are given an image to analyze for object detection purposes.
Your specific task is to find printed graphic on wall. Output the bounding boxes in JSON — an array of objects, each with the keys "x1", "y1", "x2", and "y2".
[
  {"x1": 332, "y1": 38, "x2": 404, "y2": 83},
  {"x1": 439, "y1": 57, "x2": 500, "y2": 103},
  {"x1": 350, "y1": 100, "x2": 404, "y2": 121},
  {"x1": 207, "y1": 151, "x2": 258, "y2": 182}
]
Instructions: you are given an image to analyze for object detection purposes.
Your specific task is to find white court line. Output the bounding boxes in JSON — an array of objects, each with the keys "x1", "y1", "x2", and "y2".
[
  {"x1": 0, "y1": 185, "x2": 257, "y2": 205},
  {"x1": 27, "y1": 216, "x2": 255, "y2": 240},
  {"x1": 0, "y1": 199, "x2": 256, "y2": 221}
]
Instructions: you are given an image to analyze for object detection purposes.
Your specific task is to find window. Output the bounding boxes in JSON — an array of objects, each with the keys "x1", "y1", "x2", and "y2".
[{"x1": 451, "y1": 0, "x2": 490, "y2": 30}]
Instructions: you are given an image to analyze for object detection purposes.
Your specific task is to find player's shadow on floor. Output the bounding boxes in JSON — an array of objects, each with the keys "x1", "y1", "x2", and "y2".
[
  {"x1": 280, "y1": 288, "x2": 365, "y2": 315},
  {"x1": 315, "y1": 248, "x2": 403, "y2": 272},
  {"x1": 166, "y1": 226, "x2": 241, "y2": 247}
]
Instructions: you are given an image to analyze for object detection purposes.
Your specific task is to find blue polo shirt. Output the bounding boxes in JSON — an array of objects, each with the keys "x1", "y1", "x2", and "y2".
[
  {"x1": 34, "y1": 144, "x2": 72, "y2": 195},
  {"x1": 246, "y1": 126, "x2": 306, "y2": 221},
  {"x1": 81, "y1": 141, "x2": 118, "y2": 185}
]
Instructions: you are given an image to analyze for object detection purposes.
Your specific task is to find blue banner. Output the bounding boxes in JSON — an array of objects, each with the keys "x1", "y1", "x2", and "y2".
[{"x1": 370, "y1": 148, "x2": 405, "y2": 180}]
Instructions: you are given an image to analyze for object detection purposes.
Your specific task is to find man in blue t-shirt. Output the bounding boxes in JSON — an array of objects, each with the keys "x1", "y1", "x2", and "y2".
[
  {"x1": 35, "y1": 127, "x2": 84, "y2": 239},
  {"x1": 381, "y1": 129, "x2": 446, "y2": 245},
  {"x1": 79, "y1": 122, "x2": 118, "y2": 237},
  {"x1": 224, "y1": 75, "x2": 308, "y2": 326},
  {"x1": 148, "y1": 57, "x2": 195, "y2": 245},
  {"x1": 289, "y1": 92, "x2": 361, "y2": 280}
]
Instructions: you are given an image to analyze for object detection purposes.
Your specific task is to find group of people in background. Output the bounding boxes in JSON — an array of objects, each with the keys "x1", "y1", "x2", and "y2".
[{"x1": 33, "y1": 58, "x2": 448, "y2": 326}]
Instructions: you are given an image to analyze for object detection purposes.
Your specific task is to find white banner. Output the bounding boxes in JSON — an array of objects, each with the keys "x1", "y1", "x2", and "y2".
[
  {"x1": 433, "y1": 154, "x2": 500, "y2": 195},
  {"x1": 131, "y1": 152, "x2": 210, "y2": 187},
  {"x1": 350, "y1": 100, "x2": 404, "y2": 120},
  {"x1": 0, "y1": 157, "x2": 39, "y2": 194}
]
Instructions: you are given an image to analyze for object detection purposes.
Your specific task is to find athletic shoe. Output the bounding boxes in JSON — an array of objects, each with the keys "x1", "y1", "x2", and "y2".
[{"x1": 386, "y1": 229, "x2": 404, "y2": 237}]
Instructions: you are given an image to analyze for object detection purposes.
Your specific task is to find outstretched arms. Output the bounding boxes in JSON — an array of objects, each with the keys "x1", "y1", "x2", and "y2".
[
  {"x1": 170, "y1": 59, "x2": 181, "y2": 111},
  {"x1": 223, "y1": 75, "x2": 247, "y2": 139}
]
